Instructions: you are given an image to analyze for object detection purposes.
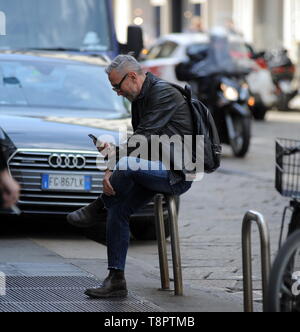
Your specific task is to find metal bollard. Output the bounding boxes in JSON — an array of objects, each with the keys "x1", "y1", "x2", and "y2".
[
  {"x1": 154, "y1": 194, "x2": 170, "y2": 291},
  {"x1": 154, "y1": 194, "x2": 183, "y2": 296},
  {"x1": 167, "y1": 195, "x2": 183, "y2": 296},
  {"x1": 242, "y1": 211, "x2": 271, "y2": 312}
]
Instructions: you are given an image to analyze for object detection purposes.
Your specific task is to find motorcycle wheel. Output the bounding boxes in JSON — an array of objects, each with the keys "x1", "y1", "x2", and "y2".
[
  {"x1": 277, "y1": 94, "x2": 290, "y2": 112},
  {"x1": 266, "y1": 230, "x2": 300, "y2": 312},
  {"x1": 230, "y1": 115, "x2": 251, "y2": 158},
  {"x1": 251, "y1": 103, "x2": 268, "y2": 121}
]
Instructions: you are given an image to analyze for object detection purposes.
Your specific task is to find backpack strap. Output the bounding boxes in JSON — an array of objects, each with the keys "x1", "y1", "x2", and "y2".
[{"x1": 155, "y1": 79, "x2": 192, "y2": 100}]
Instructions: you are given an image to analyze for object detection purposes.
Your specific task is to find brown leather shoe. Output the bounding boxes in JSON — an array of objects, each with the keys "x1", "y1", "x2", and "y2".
[
  {"x1": 67, "y1": 197, "x2": 105, "y2": 228},
  {"x1": 85, "y1": 270, "x2": 128, "y2": 299}
]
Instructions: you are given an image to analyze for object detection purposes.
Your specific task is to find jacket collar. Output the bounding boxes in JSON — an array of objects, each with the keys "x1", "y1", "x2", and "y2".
[{"x1": 136, "y1": 72, "x2": 157, "y2": 100}]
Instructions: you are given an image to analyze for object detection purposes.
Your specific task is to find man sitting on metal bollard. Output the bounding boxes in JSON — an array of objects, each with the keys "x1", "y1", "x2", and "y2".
[{"x1": 67, "y1": 55, "x2": 197, "y2": 299}]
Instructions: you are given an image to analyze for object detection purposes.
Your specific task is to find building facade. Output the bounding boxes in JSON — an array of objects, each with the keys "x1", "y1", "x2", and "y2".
[
  {"x1": 112, "y1": 0, "x2": 300, "y2": 62},
  {"x1": 283, "y1": 0, "x2": 300, "y2": 62}
]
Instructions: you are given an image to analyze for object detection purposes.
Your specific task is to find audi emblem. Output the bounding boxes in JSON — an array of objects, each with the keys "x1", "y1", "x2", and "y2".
[{"x1": 48, "y1": 154, "x2": 86, "y2": 169}]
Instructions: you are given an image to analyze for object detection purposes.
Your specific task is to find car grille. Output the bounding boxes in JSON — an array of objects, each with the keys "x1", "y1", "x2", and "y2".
[{"x1": 8, "y1": 149, "x2": 106, "y2": 214}]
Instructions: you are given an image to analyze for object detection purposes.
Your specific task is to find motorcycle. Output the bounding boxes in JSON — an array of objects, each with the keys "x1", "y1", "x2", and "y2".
[
  {"x1": 267, "y1": 49, "x2": 298, "y2": 111},
  {"x1": 250, "y1": 48, "x2": 298, "y2": 112},
  {"x1": 246, "y1": 53, "x2": 276, "y2": 120},
  {"x1": 175, "y1": 32, "x2": 252, "y2": 158}
]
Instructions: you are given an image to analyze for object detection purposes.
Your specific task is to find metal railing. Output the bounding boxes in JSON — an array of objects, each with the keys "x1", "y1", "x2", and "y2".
[
  {"x1": 242, "y1": 211, "x2": 271, "y2": 312},
  {"x1": 154, "y1": 194, "x2": 183, "y2": 296}
]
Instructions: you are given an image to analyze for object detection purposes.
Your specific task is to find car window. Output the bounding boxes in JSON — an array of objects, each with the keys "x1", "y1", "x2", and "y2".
[
  {"x1": 0, "y1": 60, "x2": 128, "y2": 112},
  {"x1": 146, "y1": 41, "x2": 178, "y2": 60}
]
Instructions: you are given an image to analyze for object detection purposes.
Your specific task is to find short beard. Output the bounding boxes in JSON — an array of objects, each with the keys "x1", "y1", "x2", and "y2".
[{"x1": 125, "y1": 92, "x2": 138, "y2": 102}]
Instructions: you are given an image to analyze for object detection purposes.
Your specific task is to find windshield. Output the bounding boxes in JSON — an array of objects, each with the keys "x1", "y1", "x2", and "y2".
[
  {"x1": 0, "y1": 59, "x2": 128, "y2": 112},
  {"x1": 0, "y1": 0, "x2": 112, "y2": 51},
  {"x1": 188, "y1": 34, "x2": 253, "y2": 77}
]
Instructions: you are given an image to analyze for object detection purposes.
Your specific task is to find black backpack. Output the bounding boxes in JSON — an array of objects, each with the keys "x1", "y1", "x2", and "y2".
[{"x1": 170, "y1": 83, "x2": 222, "y2": 174}]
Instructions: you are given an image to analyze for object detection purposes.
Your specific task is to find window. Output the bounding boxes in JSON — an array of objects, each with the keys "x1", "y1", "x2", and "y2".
[
  {"x1": 146, "y1": 41, "x2": 178, "y2": 59},
  {"x1": 0, "y1": 60, "x2": 127, "y2": 112},
  {"x1": 0, "y1": 0, "x2": 111, "y2": 51}
]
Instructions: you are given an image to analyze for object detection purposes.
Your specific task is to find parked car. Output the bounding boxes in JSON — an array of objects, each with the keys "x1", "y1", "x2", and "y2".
[
  {"x1": 0, "y1": 50, "x2": 172, "y2": 240},
  {"x1": 141, "y1": 33, "x2": 209, "y2": 86},
  {"x1": 141, "y1": 32, "x2": 271, "y2": 120}
]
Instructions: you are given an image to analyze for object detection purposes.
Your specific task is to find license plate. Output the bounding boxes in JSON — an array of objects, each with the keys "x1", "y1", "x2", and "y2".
[{"x1": 42, "y1": 174, "x2": 91, "y2": 191}]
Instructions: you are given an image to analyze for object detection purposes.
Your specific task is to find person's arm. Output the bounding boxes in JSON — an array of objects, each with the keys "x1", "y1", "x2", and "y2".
[
  {"x1": 0, "y1": 145, "x2": 7, "y2": 171},
  {"x1": 0, "y1": 145, "x2": 20, "y2": 208}
]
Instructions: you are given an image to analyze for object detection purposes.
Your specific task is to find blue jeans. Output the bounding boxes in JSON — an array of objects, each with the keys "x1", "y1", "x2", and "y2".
[{"x1": 101, "y1": 157, "x2": 192, "y2": 271}]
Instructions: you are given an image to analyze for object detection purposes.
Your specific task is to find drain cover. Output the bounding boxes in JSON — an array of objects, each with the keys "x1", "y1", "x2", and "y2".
[{"x1": 0, "y1": 276, "x2": 163, "y2": 312}]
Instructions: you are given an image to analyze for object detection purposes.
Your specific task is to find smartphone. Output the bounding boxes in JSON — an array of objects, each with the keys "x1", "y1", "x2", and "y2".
[
  {"x1": 88, "y1": 134, "x2": 106, "y2": 149},
  {"x1": 88, "y1": 134, "x2": 98, "y2": 146}
]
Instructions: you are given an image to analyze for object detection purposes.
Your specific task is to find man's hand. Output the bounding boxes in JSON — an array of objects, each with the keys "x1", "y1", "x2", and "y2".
[
  {"x1": 0, "y1": 170, "x2": 20, "y2": 209},
  {"x1": 97, "y1": 142, "x2": 116, "y2": 159},
  {"x1": 103, "y1": 170, "x2": 116, "y2": 196}
]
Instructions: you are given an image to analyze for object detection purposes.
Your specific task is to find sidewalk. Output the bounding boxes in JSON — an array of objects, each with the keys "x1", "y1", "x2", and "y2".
[{"x1": 0, "y1": 236, "x2": 246, "y2": 312}]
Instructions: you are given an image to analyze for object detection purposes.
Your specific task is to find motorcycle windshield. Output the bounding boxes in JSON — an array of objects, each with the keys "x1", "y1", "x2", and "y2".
[{"x1": 190, "y1": 34, "x2": 252, "y2": 78}]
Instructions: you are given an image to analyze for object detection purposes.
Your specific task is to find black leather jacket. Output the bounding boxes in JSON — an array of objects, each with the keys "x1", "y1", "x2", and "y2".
[{"x1": 109, "y1": 72, "x2": 194, "y2": 185}]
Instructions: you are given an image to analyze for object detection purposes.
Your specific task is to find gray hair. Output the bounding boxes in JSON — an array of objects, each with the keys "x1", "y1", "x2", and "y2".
[{"x1": 105, "y1": 54, "x2": 143, "y2": 76}]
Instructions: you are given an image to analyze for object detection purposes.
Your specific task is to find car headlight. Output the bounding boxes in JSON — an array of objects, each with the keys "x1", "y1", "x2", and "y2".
[{"x1": 221, "y1": 84, "x2": 239, "y2": 101}]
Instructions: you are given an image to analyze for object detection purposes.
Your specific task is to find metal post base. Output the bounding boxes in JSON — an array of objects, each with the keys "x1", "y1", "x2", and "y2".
[
  {"x1": 242, "y1": 210, "x2": 271, "y2": 312},
  {"x1": 154, "y1": 194, "x2": 183, "y2": 296}
]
